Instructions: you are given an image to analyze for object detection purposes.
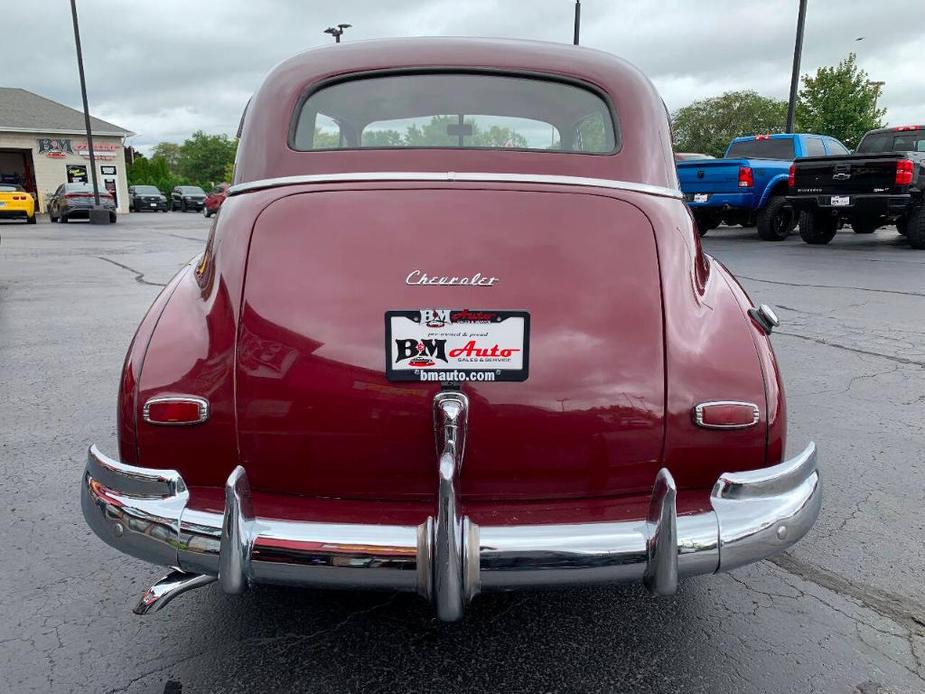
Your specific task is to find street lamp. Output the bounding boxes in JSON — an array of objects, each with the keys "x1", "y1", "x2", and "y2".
[
  {"x1": 69, "y1": 0, "x2": 109, "y2": 224},
  {"x1": 324, "y1": 24, "x2": 351, "y2": 43}
]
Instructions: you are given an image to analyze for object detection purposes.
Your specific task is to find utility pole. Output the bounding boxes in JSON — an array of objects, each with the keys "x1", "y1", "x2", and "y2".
[
  {"x1": 573, "y1": 0, "x2": 581, "y2": 45},
  {"x1": 69, "y1": 0, "x2": 109, "y2": 223},
  {"x1": 324, "y1": 24, "x2": 351, "y2": 43},
  {"x1": 785, "y1": 0, "x2": 808, "y2": 133},
  {"x1": 867, "y1": 80, "x2": 885, "y2": 114}
]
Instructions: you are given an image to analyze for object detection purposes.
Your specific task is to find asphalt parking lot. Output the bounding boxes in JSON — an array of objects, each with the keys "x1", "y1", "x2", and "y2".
[{"x1": 1, "y1": 212, "x2": 923, "y2": 694}]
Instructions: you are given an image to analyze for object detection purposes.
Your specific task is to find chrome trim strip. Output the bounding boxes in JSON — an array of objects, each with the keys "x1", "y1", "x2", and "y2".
[
  {"x1": 693, "y1": 401, "x2": 761, "y2": 430},
  {"x1": 227, "y1": 171, "x2": 683, "y2": 200},
  {"x1": 142, "y1": 395, "x2": 210, "y2": 426},
  {"x1": 82, "y1": 440, "x2": 819, "y2": 621},
  {"x1": 431, "y1": 391, "x2": 470, "y2": 622},
  {"x1": 643, "y1": 468, "x2": 678, "y2": 596}
]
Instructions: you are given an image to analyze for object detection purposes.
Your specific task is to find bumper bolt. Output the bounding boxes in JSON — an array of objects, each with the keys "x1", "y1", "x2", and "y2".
[
  {"x1": 113, "y1": 522, "x2": 124, "y2": 537},
  {"x1": 776, "y1": 525, "x2": 788, "y2": 540}
]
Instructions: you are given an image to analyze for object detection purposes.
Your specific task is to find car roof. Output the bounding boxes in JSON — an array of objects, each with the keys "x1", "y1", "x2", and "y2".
[{"x1": 235, "y1": 37, "x2": 677, "y2": 191}]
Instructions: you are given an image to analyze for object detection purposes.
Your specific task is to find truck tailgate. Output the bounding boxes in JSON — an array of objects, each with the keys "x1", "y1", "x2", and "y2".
[
  {"x1": 792, "y1": 154, "x2": 905, "y2": 195},
  {"x1": 677, "y1": 159, "x2": 746, "y2": 193}
]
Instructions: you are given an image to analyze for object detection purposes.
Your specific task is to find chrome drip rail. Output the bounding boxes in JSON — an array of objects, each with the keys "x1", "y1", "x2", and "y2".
[{"x1": 81, "y1": 394, "x2": 821, "y2": 621}]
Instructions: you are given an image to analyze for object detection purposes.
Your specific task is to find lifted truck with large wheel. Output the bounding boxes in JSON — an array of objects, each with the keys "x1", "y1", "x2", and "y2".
[
  {"x1": 677, "y1": 133, "x2": 850, "y2": 241},
  {"x1": 788, "y1": 125, "x2": 925, "y2": 249}
]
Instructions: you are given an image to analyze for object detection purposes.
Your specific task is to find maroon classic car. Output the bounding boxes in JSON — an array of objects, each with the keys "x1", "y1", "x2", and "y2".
[{"x1": 82, "y1": 38, "x2": 820, "y2": 622}]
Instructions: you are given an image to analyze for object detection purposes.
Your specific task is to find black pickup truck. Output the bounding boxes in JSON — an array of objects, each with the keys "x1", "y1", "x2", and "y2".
[{"x1": 788, "y1": 125, "x2": 925, "y2": 248}]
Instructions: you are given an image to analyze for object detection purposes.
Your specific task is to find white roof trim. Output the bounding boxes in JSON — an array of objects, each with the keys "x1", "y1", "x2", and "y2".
[{"x1": 228, "y1": 171, "x2": 682, "y2": 199}]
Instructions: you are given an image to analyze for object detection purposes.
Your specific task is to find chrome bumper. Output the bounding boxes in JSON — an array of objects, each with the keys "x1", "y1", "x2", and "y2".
[{"x1": 82, "y1": 398, "x2": 820, "y2": 621}]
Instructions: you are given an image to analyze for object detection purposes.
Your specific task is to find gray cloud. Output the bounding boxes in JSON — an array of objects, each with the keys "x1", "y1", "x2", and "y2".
[{"x1": 5, "y1": 0, "x2": 923, "y2": 151}]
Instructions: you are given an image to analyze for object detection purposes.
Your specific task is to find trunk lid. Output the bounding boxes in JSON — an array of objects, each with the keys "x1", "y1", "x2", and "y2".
[{"x1": 236, "y1": 185, "x2": 666, "y2": 502}]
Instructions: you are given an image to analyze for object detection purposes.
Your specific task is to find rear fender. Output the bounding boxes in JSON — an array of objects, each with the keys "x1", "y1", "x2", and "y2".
[
  {"x1": 757, "y1": 174, "x2": 790, "y2": 208},
  {"x1": 130, "y1": 195, "x2": 263, "y2": 482},
  {"x1": 641, "y1": 197, "x2": 771, "y2": 487}
]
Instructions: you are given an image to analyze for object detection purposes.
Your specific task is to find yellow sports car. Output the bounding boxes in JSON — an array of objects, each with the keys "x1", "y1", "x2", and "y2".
[{"x1": 0, "y1": 183, "x2": 36, "y2": 224}]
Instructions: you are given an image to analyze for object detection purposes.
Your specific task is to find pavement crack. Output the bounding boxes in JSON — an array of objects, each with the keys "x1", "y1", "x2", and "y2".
[
  {"x1": 97, "y1": 256, "x2": 167, "y2": 287},
  {"x1": 770, "y1": 553, "x2": 925, "y2": 637},
  {"x1": 775, "y1": 331, "x2": 925, "y2": 367},
  {"x1": 737, "y1": 274, "x2": 925, "y2": 298}
]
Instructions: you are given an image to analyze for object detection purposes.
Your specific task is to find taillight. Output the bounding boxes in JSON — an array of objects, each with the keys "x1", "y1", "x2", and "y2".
[
  {"x1": 755, "y1": 134, "x2": 771, "y2": 141},
  {"x1": 894, "y1": 125, "x2": 923, "y2": 132},
  {"x1": 693, "y1": 401, "x2": 760, "y2": 429},
  {"x1": 738, "y1": 166, "x2": 754, "y2": 188},
  {"x1": 788, "y1": 163, "x2": 796, "y2": 188},
  {"x1": 896, "y1": 159, "x2": 914, "y2": 186},
  {"x1": 65, "y1": 193, "x2": 92, "y2": 199},
  {"x1": 143, "y1": 396, "x2": 209, "y2": 425}
]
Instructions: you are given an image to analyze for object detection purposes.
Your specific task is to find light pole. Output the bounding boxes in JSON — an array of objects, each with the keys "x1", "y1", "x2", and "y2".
[
  {"x1": 785, "y1": 0, "x2": 808, "y2": 133},
  {"x1": 324, "y1": 24, "x2": 351, "y2": 43},
  {"x1": 573, "y1": 0, "x2": 581, "y2": 45},
  {"x1": 69, "y1": 0, "x2": 109, "y2": 223},
  {"x1": 867, "y1": 80, "x2": 885, "y2": 114}
]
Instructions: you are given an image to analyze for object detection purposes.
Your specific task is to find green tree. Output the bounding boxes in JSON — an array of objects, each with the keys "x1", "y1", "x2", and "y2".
[
  {"x1": 177, "y1": 131, "x2": 238, "y2": 187},
  {"x1": 796, "y1": 53, "x2": 885, "y2": 149},
  {"x1": 671, "y1": 91, "x2": 788, "y2": 157},
  {"x1": 150, "y1": 142, "x2": 181, "y2": 173}
]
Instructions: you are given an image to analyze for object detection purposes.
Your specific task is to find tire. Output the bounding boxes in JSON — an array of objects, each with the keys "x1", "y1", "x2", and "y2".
[
  {"x1": 110, "y1": 214, "x2": 117, "y2": 224},
  {"x1": 798, "y1": 211, "x2": 837, "y2": 245},
  {"x1": 693, "y1": 211, "x2": 720, "y2": 237},
  {"x1": 49, "y1": 212, "x2": 58, "y2": 223},
  {"x1": 60, "y1": 213, "x2": 68, "y2": 224},
  {"x1": 27, "y1": 214, "x2": 36, "y2": 225},
  {"x1": 181, "y1": 201, "x2": 187, "y2": 212},
  {"x1": 905, "y1": 206, "x2": 925, "y2": 250},
  {"x1": 851, "y1": 217, "x2": 879, "y2": 234},
  {"x1": 203, "y1": 206, "x2": 212, "y2": 218},
  {"x1": 756, "y1": 196, "x2": 794, "y2": 241}
]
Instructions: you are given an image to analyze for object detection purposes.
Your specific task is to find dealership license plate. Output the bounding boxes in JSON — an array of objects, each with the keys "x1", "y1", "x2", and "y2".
[
  {"x1": 386, "y1": 309, "x2": 529, "y2": 382},
  {"x1": 693, "y1": 193, "x2": 709, "y2": 203},
  {"x1": 831, "y1": 195, "x2": 851, "y2": 207},
  {"x1": 150, "y1": 203, "x2": 157, "y2": 207}
]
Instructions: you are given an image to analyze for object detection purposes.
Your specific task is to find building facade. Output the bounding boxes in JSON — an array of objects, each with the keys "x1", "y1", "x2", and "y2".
[{"x1": 0, "y1": 88, "x2": 133, "y2": 214}]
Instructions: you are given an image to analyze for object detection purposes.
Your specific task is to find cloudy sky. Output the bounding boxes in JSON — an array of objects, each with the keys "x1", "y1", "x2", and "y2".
[{"x1": 5, "y1": 0, "x2": 923, "y2": 151}]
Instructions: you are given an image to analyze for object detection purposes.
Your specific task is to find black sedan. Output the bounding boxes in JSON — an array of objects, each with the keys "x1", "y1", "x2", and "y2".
[
  {"x1": 170, "y1": 186, "x2": 206, "y2": 212},
  {"x1": 47, "y1": 183, "x2": 117, "y2": 223},
  {"x1": 129, "y1": 185, "x2": 168, "y2": 212}
]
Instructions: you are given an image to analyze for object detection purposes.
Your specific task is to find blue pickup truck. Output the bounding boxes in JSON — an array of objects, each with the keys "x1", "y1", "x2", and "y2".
[{"x1": 678, "y1": 133, "x2": 850, "y2": 240}]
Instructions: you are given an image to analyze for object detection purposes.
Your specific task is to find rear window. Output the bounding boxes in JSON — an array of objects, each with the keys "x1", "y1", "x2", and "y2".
[
  {"x1": 134, "y1": 185, "x2": 161, "y2": 194},
  {"x1": 292, "y1": 72, "x2": 617, "y2": 154},
  {"x1": 179, "y1": 186, "x2": 205, "y2": 194},
  {"x1": 0, "y1": 184, "x2": 24, "y2": 192},
  {"x1": 725, "y1": 138, "x2": 795, "y2": 160},
  {"x1": 857, "y1": 129, "x2": 925, "y2": 154}
]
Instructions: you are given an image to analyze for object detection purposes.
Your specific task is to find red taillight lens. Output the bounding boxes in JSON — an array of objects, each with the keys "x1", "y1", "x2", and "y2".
[
  {"x1": 896, "y1": 159, "x2": 914, "y2": 186},
  {"x1": 788, "y1": 163, "x2": 796, "y2": 188},
  {"x1": 738, "y1": 166, "x2": 754, "y2": 188},
  {"x1": 143, "y1": 397, "x2": 209, "y2": 425},
  {"x1": 694, "y1": 401, "x2": 760, "y2": 429}
]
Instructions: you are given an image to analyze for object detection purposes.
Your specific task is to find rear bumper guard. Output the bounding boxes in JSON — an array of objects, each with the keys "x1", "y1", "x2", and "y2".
[{"x1": 82, "y1": 394, "x2": 820, "y2": 622}]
